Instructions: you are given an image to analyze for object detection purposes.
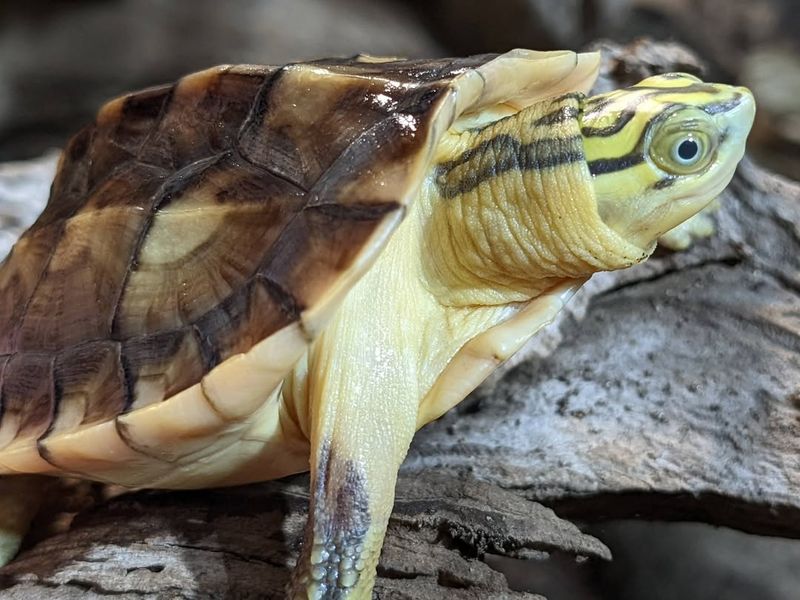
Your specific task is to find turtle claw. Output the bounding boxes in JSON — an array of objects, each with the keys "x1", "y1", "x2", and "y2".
[
  {"x1": 0, "y1": 529, "x2": 24, "y2": 568},
  {"x1": 0, "y1": 476, "x2": 49, "y2": 567}
]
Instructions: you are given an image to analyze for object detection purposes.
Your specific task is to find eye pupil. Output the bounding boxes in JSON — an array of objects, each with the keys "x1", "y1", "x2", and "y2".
[{"x1": 677, "y1": 138, "x2": 699, "y2": 161}]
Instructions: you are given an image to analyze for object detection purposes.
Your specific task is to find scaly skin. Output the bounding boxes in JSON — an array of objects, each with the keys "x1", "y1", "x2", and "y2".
[
  {"x1": 287, "y1": 79, "x2": 754, "y2": 598},
  {"x1": 0, "y1": 476, "x2": 49, "y2": 565}
]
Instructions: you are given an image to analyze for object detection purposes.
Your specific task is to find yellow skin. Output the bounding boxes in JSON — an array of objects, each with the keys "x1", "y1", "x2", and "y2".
[
  {"x1": 0, "y1": 74, "x2": 754, "y2": 599},
  {"x1": 284, "y1": 74, "x2": 755, "y2": 598}
]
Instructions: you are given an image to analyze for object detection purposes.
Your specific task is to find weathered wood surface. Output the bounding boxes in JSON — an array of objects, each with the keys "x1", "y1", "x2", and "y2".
[
  {"x1": 0, "y1": 40, "x2": 797, "y2": 598},
  {"x1": 0, "y1": 475, "x2": 612, "y2": 599}
]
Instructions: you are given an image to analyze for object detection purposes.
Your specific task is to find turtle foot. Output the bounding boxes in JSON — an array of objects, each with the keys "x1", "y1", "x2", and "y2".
[{"x1": 0, "y1": 475, "x2": 49, "y2": 567}]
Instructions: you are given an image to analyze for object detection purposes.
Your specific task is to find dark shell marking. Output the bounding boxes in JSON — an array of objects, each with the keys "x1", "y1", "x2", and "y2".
[{"x1": 0, "y1": 57, "x2": 479, "y2": 452}]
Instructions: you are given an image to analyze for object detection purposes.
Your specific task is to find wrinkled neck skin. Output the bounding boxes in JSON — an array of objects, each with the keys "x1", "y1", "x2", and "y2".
[
  {"x1": 283, "y1": 95, "x2": 657, "y2": 454},
  {"x1": 420, "y1": 95, "x2": 649, "y2": 308}
]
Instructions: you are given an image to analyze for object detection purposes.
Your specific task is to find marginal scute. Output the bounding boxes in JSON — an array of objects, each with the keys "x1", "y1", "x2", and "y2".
[
  {"x1": 0, "y1": 441, "x2": 54, "y2": 474},
  {"x1": 473, "y1": 49, "x2": 600, "y2": 111},
  {"x1": 201, "y1": 321, "x2": 310, "y2": 420},
  {"x1": 36, "y1": 420, "x2": 166, "y2": 486},
  {"x1": 121, "y1": 329, "x2": 207, "y2": 411},
  {"x1": 0, "y1": 354, "x2": 53, "y2": 449},
  {"x1": 51, "y1": 340, "x2": 125, "y2": 433},
  {"x1": 115, "y1": 382, "x2": 234, "y2": 462}
]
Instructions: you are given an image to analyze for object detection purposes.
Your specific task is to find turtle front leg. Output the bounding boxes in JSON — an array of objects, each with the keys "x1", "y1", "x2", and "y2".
[
  {"x1": 288, "y1": 389, "x2": 417, "y2": 599},
  {"x1": 0, "y1": 475, "x2": 50, "y2": 566},
  {"x1": 658, "y1": 199, "x2": 720, "y2": 250}
]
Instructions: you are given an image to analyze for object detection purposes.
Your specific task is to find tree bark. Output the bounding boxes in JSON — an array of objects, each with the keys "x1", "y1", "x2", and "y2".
[{"x1": 0, "y1": 40, "x2": 798, "y2": 598}]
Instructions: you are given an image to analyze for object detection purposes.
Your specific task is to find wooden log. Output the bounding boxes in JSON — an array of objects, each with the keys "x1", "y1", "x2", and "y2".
[{"x1": 0, "y1": 475, "x2": 608, "y2": 599}]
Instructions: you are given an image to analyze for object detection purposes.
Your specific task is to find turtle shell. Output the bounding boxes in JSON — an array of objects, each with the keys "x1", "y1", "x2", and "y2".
[{"x1": 0, "y1": 50, "x2": 600, "y2": 483}]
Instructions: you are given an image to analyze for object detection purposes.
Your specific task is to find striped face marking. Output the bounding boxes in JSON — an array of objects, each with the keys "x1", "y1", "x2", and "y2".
[{"x1": 581, "y1": 73, "x2": 755, "y2": 250}]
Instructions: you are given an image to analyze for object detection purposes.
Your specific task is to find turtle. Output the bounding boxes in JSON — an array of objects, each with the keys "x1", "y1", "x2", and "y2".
[{"x1": 0, "y1": 49, "x2": 754, "y2": 599}]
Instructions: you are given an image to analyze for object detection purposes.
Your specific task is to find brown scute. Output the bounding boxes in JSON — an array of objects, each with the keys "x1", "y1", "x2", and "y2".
[
  {"x1": 16, "y1": 207, "x2": 148, "y2": 353},
  {"x1": 198, "y1": 67, "x2": 276, "y2": 150},
  {"x1": 0, "y1": 227, "x2": 58, "y2": 354},
  {"x1": 305, "y1": 201, "x2": 402, "y2": 221},
  {"x1": 119, "y1": 84, "x2": 173, "y2": 123},
  {"x1": 121, "y1": 329, "x2": 206, "y2": 411},
  {"x1": 311, "y1": 54, "x2": 492, "y2": 84},
  {"x1": 82, "y1": 162, "x2": 169, "y2": 212},
  {"x1": 0, "y1": 354, "x2": 54, "y2": 449},
  {"x1": 113, "y1": 155, "x2": 306, "y2": 338},
  {"x1": 259, "y1": 205, "x2": 399, "y2": 315},
  {"x1": 50, "y1": 341, "x2": 126, "y2": 433},
  {"x1": 32, "y1": 127, "x2": 92, "y2": 229},
  {"x1": 193, "y1": 277, "x2": 297, "y2": 361},
  {"x1": 0, "y1": 54, "x2": 480, "y2": 449},
  {"x1": 238, "y1": 65, "x2": 417, "y2": 191},
  {"x1": 8, "y1": 164, "x2": 166, "y2": 356},
  {"x1": 140, "y1": 68, "x2": 269, "y2": 170},
  {"x1": 259, "y1": 275, "x2": 304, "y2": 321},
  {"x1": 156, "y1": 151, "x2": 305, "y2": 211},
  {"x1": 308, "y1": 112, "x2": 435, "y2": 209},
  {"x1": 0, "y1": 356, "x2": 11, "y2": 444},
  {"x1": 89, "y1": 84, "x2": 173, "y2": 187}
]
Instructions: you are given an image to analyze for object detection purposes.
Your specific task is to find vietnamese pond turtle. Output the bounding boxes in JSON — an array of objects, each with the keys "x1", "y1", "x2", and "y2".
[{"x1": 0, "y1": 49, "x2": 754, "y2": 598}]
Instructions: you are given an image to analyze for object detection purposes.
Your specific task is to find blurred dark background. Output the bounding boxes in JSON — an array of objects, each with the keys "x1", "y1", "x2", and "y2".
[
  {"x1": 0, "y1": 0, "x2": 798, "y2": 179},
  {"x1": 0, "y1": 1, "x2": 798, "y2": 599}
]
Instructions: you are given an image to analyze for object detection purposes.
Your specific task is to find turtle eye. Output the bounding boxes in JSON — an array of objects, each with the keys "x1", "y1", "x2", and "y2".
[
  {"x1": 648, "y1": 107, "x2": 718, "y2": 175},
  {"x1": 672, "y1": 136, "x2": 702, "y2": 166}
]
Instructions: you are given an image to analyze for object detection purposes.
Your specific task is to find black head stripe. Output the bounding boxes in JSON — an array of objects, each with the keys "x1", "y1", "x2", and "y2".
[
  {"x1": 581, "y1": 108, "x2": 636, "y2": 138},
  {"x1": 588, "y1": 153, "x2": 646, "y2": 176},
  {"x1": 702, "y1": 93, "x2": 743, "y2": 115}
]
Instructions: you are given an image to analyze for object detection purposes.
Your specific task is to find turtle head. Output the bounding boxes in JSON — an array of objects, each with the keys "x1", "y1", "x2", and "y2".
[{"x1": 581, "y1": 74, "x2": 755, "y2": 250}]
